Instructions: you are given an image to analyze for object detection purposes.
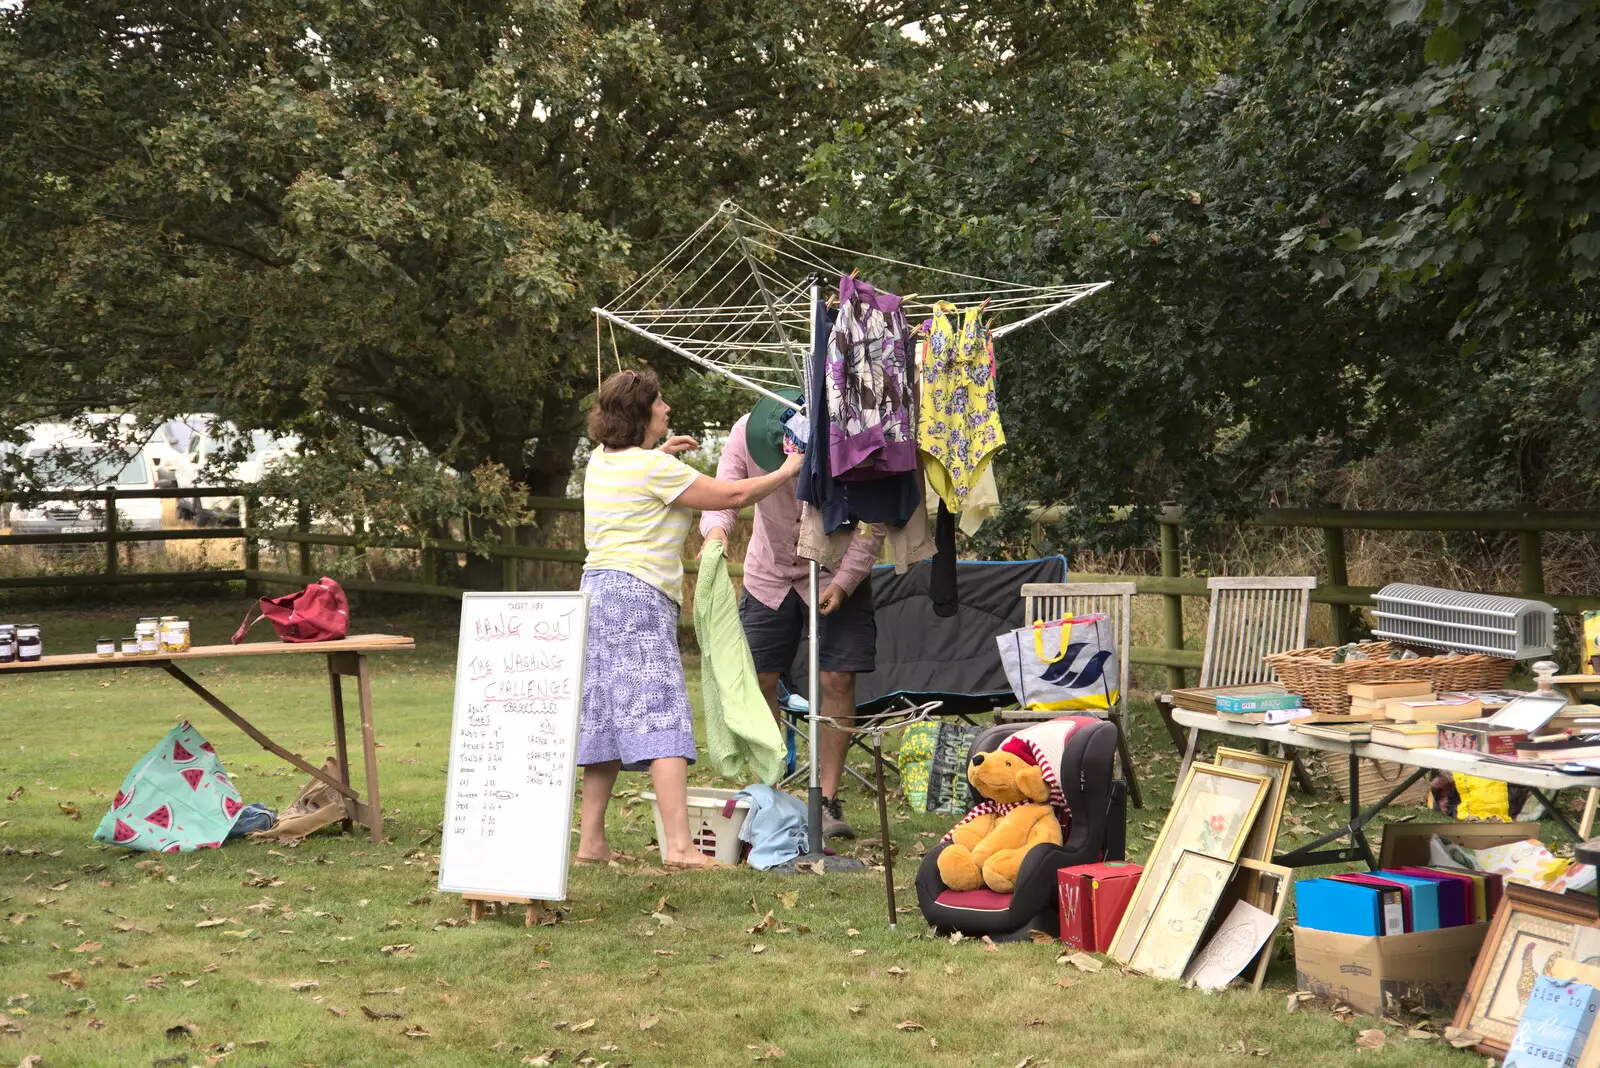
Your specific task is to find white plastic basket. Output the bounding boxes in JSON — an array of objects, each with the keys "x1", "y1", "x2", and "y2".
[{"x1": 642, "y1": 788, "x2": 749, "y2": 865}]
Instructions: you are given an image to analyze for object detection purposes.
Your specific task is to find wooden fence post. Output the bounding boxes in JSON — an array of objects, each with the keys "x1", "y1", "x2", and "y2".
[
  {"x1": 501, "y1": 529, "x2": 518, "y2": 592},
  {"x1": 297, "y1": 498, "x2": 312, "y2": 577},
  {"x1": 1519, "y1": 530, "x2": 1545, "y2": 596},
  {"x1": 1159, "y1": 507, "x2": 1186, "y2": 689},
  {"x1": 244, "y1": 493, "x2": 260, "y2": 597},
  {"x1": 1323, "y1": 522, "x2": 1351, "y2": 644},
  {"x1": 104, "y1": 488, "x2": 119, "y2": 579}
]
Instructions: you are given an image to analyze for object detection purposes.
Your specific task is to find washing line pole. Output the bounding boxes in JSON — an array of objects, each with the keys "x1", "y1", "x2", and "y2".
[{"x1": 805, "y1": 275, "x2": 825, "y2": 857}]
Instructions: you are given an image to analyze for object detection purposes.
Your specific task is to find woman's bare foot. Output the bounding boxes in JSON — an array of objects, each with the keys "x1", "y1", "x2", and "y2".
[{"x1": 661, "y1": 850, "x2": 726, "y2": 871}]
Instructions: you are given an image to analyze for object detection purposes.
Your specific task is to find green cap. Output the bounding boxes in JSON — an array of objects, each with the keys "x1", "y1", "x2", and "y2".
[{"x1": 745, "y1": 388, "x2": 803, "y2": 474}]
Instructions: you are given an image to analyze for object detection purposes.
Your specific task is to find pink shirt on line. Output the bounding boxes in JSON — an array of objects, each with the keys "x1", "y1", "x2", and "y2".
[{"x1": 699, "y1": 415, "x2": 884, "y2": 611}]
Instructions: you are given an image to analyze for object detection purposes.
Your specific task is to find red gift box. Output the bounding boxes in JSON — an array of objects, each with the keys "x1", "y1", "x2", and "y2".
[{"x1": 1058, "y1": 862, "x2": 1143, "y2": 952}]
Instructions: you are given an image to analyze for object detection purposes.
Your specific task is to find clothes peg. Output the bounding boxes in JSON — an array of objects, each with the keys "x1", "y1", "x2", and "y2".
[{"x1": 849, "y1": 267, "x2": 860, "y2": 280}]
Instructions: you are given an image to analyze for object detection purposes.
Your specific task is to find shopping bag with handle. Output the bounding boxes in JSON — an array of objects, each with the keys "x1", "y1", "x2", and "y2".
[
  {"x1": 996, "y1": 613, "x2": 1119, "y2": 713},
  {"x1": 232, "y1": 576, "x2": 349, "y2": 644}
]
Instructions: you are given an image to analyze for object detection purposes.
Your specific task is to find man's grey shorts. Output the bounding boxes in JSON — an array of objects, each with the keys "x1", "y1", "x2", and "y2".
[{"x1": 738, "y1": 583, "x2": 876, "y2": 675}]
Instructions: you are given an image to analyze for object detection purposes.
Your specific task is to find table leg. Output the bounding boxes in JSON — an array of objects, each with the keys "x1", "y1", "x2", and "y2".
[
  {"x1": 1177, "y1": 725, "x2": 1201, "y2": 784},
  {"x1": 328, "y1": 657, "x2": 354, "y2": 835},
  {"x1": 1274, "y1": 760, "x2": 1424, "y2": 869},
  {"x1": 1532, "y1": 789, "x2": 1584, "y2": 841},
  {"x1": 356, "y1": 654, "x2": 383, "y2": 844}
]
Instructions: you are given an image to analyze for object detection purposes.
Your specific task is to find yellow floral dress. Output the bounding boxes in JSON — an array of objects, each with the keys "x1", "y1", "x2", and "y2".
[{"x1": 918, "y1": 301, "x2": 1005, "y2": 513}]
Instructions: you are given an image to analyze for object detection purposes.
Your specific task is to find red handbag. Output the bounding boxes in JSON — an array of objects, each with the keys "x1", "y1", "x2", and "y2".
[{"x1": 232, "y1": 576, "x2": 350, "y2": 644}]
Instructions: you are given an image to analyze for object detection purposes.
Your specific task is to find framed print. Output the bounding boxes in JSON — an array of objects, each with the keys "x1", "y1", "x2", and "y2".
[
  {"x1": 1108, "y1": 762, "x2": 1271, "y2": 964},
  {"x1": 1213, "y1": 747, "x2": 1291, "y2": 863},
  {"x1": 1227, "y1": 858, "x2": 1293, "y2": 992},
  {"x1": 1128, "y1": 850, "x2": 1235, "y2": 980},
  {"x1": 1454, "y1": 883, "x2": 1600, "y2": 1058}
]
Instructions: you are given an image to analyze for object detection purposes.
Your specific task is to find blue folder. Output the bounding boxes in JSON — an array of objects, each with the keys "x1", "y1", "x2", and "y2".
[
  {"x1": 1370, "y1": 873, "x2": 1442, "y2": 931},
  {"x1": 1294, "y1": 878, "x2": 1387, "y2": 936}
]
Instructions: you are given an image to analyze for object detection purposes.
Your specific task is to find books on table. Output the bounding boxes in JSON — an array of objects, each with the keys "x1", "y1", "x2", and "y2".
[
  {"x1": 1291, "y1": 721, "x2": 1374, "y2": 743},
  {"x1": 1369, "y1": 722, "x2": 1439, "y2": 749},
  {"x1": 1383, "y1": 696, "x2": 1482, "y2": 723},
  {"x1": 1347, "y1": 680, "x2": 1433, "y2": 701}
]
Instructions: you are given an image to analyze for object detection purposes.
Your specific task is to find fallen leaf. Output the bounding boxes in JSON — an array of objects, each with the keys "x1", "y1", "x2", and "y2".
[
  {"x1": 289, "y1": 980, "x2": 319, "y2": 993},
  {"x1": 849, "y1": 949, "x2": 867, "y2": 957},
  {"x1": 58, "y1": 802, "x2": 79, "y2": 819},
  {"x1": 1443, "y1": 1026, "x2": 1482, "y2": 1049},
  {"x1": 981, "y1": 936, "x2": 999, "y2": 953},
  {"x1": 1056, "y1": 977, "x2": 1079, "y2": 989},
  {"x1": 195, "y1": 919, "x2": 231, "y2": 929},
  {"x1": 753, "y1": 1045, "x2": 784, "y2": 1061},
  {"x1": 361, "y1": 1007, "x2": 402, "y2": 1021},
  {"x1": 379, "y1": 944, "x2": 414, "y2": 957},
  {"x1": 895, "y1": 1020, "x2": 925, "y2": 1031},
  {"x1": 569, "y1": 1019, "x2": 596, "y2": 1034},
  {"x1": 327, "y1": 1006, "x2": 349, "y2": 1018},
  {"x1": 846, "y1": 928, "x2": 860, "y2": 937},
  {"x1": 521, "y1": 1051, "x2": 560, "y2": 1066},
  {"x1": 777, "y1": 891, "x2": 799, "y2": 909},
  {"x1": 18, "y1": 1056, "x2": 42, "y2": 1068},
  {"x1": 1356, "y1": 1029, "x2": 1385, "y2": 1052},
  {"x1": 46, "y1": 969, "x2": 84, "y2": 991},
  {"x1": 652, "y1": 950, "x2": 677, "y2": 958},
  {"x1": 242, "y1": 1041, "x2": 268, "y2": 1049},
  {"x1": 929, "y1": 1036, "x2": 940, "y2": 1051},
  {"x1": 181, "y1": 980, "x2": 199, "y2": 989},
  {"x1": 848, "y1": 1003, "x2": 866, "y2": 1016},
  {"x1": 949, "y1": 931, "x2": 965, "y2": 946},
  {"x1": 1285, "y1": 991, "x2": 1316, "y2": 1014},
  {"x1": 402, "y1": 1025, "x2": 432, "y2": 1039},
  {"x1": 751, "y1": 944, "x2": 767, "y2": 954},
  {"x1": 747, "y1": 911, "x2": 775, "y2": 935},
  {"x1": 886, "y1": 967, "x2": 907, "y2": 978},
  {"x1": 70, "y1": 941, "x2": 101, "y2": 954},
  {"x1": 638, "y1": 1015, "x2": 660, "y2": 1031},
  {"x1": 1030, "y1": 930, "x2": 1057, "y2": 945},
  {"x1": 1059, "y1": 952, "x2": 1102, "y2": 973}
]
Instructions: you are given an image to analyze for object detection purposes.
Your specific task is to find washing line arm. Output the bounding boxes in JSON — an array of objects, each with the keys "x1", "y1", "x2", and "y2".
[
  {"x1": 592, "y1": 306, "x2": 807, "y2": 413},
  {"x1": 990, "y1": 281, "x2": 1113, "y2": 339}
]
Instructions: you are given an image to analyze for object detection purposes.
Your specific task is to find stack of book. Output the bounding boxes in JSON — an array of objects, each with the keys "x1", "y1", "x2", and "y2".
[
  {"x1": 1291, "y1": 720, "x2": 1375, "y2": 743},
  {"x1": 1385, "y1": 694, "x2": 1483, "y2": 723},
  {"x1": 1369, "y1": 721, "x2": 1441, "y2": 749},
  {"x1": 1346, "y1": 680, "x2": 1433, "y2": 718}
]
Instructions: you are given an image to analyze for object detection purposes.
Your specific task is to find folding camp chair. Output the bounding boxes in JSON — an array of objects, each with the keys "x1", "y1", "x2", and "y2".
[
  {"x1": 785, "y1": 555, "x2": 1070, "y2": 793},
  {"x1": 997, "y1": 582, "x2": 1142, "y2": 808},
  {"x1": 1160, "y1": 576, "x2": 1318, "y2": 791}
]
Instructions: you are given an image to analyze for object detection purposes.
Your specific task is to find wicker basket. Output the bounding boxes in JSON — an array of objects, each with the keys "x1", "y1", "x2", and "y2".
[
  {"x1": 1264, "y1": 641, "x2": 1515, "y2": 717},
  {"x1": 1329, "y1": 757, "x2": 1432, "y2": 809}
]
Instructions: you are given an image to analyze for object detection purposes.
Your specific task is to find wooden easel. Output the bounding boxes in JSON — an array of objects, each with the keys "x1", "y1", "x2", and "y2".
[{"x1": 464, "y1": 893, "x2": 539, "y2": 927}]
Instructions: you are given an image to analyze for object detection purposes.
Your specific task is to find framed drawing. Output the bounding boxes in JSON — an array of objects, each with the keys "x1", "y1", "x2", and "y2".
[
  {"x1": 1229, "y1": 858, "x2": 1293, "y2": 992},
  {"x1": 1108, "y1": 762, "x2": 1271, "y2": 964},
  {"x1": 1213, "y1": 747, "x2": 1291, "y2": 863},
  {"x1": 1454, "y1": 883, "x2": 1600, "y2": 1058},
  {"x1": 1128, "y1": 850, "x2": 1235, "y2": 980}
]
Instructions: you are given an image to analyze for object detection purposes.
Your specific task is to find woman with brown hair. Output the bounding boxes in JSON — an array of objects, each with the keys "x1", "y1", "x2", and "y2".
[{"x1": 578, "y1": 367, "x2": 801, "y2": 870}]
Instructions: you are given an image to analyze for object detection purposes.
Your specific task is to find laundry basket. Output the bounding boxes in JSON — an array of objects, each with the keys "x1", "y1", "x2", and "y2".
[{"x1": 642, "y1": 788, "x2": 750, "y2": 865}]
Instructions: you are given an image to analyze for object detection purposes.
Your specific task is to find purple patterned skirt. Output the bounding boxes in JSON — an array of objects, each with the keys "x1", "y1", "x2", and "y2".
[{"x1": 577, "y1": 569, "x2": 698, "y2": 770}]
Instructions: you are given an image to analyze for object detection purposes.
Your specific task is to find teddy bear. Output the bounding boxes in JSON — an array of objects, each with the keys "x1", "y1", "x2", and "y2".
[{"x1": 936, "y1": 743, "x2": 1063, "y2": 894}]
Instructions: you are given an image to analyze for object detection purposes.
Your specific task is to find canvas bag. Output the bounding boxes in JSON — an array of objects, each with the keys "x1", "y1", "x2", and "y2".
[
  {"x1": 93, "y1": 721, "x2": 247, "y2": 852},
  {"x1": 232, "y1": 576, "x2": 349, "y2": 644},
  {"x1": 996, "y1": 613, "x2": 1120, "y2": 713}
]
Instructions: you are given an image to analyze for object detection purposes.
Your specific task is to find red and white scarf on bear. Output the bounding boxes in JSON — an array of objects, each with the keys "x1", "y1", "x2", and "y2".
[{"x1": 939, "y1": 719, "x2": 1079, "y2": 843}]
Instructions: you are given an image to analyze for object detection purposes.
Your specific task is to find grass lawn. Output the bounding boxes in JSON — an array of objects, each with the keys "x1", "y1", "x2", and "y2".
[{"x1": 0, "y1": 598, "x2": 1505, "y2": 1067}]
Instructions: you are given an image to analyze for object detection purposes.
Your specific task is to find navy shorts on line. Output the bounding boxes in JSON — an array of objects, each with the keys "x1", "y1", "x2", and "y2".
[{"x1": 738, "y1": 584, "x2": 877, "y2": 676}]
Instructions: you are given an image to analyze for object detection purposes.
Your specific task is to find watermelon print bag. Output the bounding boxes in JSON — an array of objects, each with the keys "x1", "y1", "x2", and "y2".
[{"x1": 94, "y1": 721, "x2": 247, "y2": 852}]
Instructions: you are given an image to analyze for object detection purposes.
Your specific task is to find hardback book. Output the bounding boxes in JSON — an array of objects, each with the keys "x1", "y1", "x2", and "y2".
[
  {"x1": 1291, "y1": 721, "x2": 1374, "y2": 743},
  {"x1": 1347, "y1": 680, "x2": 1433, "y2": 701},
  {"x1": 1504, "y1": 974, "x2": 1600, "y2": 1068},
  {"x1": 1513, "y1": 734, "x2": 1600, "y2": 763},
  {"x1": 1384, "y1": 697, "x2": 1483, "y2": 723},
  {"x1": 1369, "y1": 723, "x2": 1439, "y2": 749}
]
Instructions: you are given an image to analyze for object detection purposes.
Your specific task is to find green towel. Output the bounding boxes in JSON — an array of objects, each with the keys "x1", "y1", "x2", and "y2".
[{"x1": 694, "y1": 539, "x2": 785, "y2": 783}]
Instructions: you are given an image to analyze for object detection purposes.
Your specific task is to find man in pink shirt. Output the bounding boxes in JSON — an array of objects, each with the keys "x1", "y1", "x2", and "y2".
[{"x1": 701, "y1": 414, "x2": 884, "y2": 838}]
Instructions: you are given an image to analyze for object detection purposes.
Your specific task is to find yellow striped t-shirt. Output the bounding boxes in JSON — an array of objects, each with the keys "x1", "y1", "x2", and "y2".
[{"x1": 582, "y1": 446, "x2": 701, "y2": 603}]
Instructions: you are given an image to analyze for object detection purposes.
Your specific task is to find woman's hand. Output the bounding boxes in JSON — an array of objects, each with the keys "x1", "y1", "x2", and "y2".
[{"x1": 659, "y1": 435, "x2": 699, "y2": 456}]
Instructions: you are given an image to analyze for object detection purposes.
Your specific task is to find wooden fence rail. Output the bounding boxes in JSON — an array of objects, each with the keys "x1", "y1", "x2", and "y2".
[{"x1": 3, "y1": 488, "x2": 1598, "y2": 683}]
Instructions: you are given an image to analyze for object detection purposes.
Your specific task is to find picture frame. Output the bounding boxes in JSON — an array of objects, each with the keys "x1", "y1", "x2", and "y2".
[
  {"x1": 1108, "y1": 762, "x2": 1271, "y2": 964},
  {"x1": 1213, "y1": 747, "x2": 1292, "y2": 863},
  {"x1": 1128, "y1": 850, "x2": 1235, "y2": 980},
  {"x1": 1453, "y1": 882, "x2": 1600, "y2": 1058},
  {"x1": 1231, "y1": 858, "x2": 1293, "y2": 992}
]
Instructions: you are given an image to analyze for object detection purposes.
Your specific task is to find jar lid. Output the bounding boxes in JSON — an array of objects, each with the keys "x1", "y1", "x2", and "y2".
[
  {"x1": 18, "y1": 622, "x2": 38, "y2": 628},
  {"x1": 98, "y1": 636, "x2": 113, "y2": 641}
]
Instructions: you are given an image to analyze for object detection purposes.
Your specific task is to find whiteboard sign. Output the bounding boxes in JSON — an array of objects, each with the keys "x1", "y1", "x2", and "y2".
[{"x1": 438, "y1": 591, "x2": 587, "y2": 901}]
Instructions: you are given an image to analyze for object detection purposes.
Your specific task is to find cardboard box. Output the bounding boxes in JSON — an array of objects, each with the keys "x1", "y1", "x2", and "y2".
[
  {"x1": 1058, "y1": 862, "x2": 1142, "y2": 953},
  {"x1": 1293, "y1": 922, "x2": 1490, "y2": 1017},
  {"x1": 1293, "y1": 822, "x2": 1543, "y2": 1015}
]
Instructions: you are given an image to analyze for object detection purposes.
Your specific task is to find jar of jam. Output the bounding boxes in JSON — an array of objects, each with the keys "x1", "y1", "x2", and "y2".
[
  {"x1": 0, "y1": 624, "x2": 14, "y2": 662},
  {"x1": 162, "y1": 621, "x2": 191, "y2": 654},
  {"x1": 16, "y1": 623, "x2": 41, "y2": 662},
  {"x1": 136, "y1": 619, "x2": 159, "y2": 655},
  {"x1": 96, "y1": 637, "x2": 115, "y2": 658},
  {"x1": 120, "y1": 637, "x2": 139, "y2": 657}
]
